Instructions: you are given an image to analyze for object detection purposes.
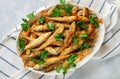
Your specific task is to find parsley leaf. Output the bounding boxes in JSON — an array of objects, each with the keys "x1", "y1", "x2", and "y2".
[
  {"x1": 64, "y1": 4, "x2": 73, "y2": 15},
  {"x1": 56, "y1": 65, "x2": 63, "y2": 73},
  {"x1": 38, "y1": 17, "x2": 45, "y2": 24},
  {"x1": 22, "y1": 18, "x2": 28, "y2": 23},
  {"x1": 55, "y1": 33, "x2": 63, "y2": 41},
  {"x1": 69, "y1": 63, "x2": 76, "y2": 67},
  {"x1": 79, "y1": 42, "x2": 89, "y2": 51},
  {"x1": 80, "y1": 33, "x2": 89, "y2": 39},
  {"x1": 73, "y1": 36, "x2": 78, "y2": 45},
  {"x1": 60, "y1": 0, "x2": 66, "y2": 5},
  {"x1": 39, "y1": 50, "x2": 48, "y2": 59},
  {"x1": 77, "y1": 20, "x2": 83, "y2": 26},
  {"x1": 56, "y1": 65, "x2": 67, "y2": 74},
  {"x1": 67, "y1": 54, "x2": 78, "y2": 63},
  {"x1": 89, "y1": 15, "x2": 99, "y2": 27},
  {"x1": 38, "y1": 60, "x2": 45, "y2": 65},
  {"x1": 30, "y1": 58, "x2": 37, "y2": 62},
  {"x1": 94, "y1": 20, "x2": 99, "y2": 27},
  {"x1": 21, "y1": 22, "x2": 30, "y2": 31},
  {"x1": 47, "y1": 22, "x2": 55, "y2": 30},
  {"x1": 81, "y1": 24, "x2": 88, "y2": 30},
  {"x1": 27, "y1": 12, "x2": 35, "y2": 18},
  {"x1": 51, "y1": 8, "x2": 61, "y2": 17},
  {"x1": 18, "y1": 38, "x2": 26, "y2": 51}
]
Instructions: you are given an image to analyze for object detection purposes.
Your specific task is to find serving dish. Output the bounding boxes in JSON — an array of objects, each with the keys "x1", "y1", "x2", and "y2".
[{"x1": 16, "y1": 3, "x2": 105, "y2": 75}]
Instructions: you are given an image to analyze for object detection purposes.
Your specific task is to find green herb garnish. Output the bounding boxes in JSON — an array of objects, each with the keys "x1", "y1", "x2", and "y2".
[
  {"x1": 64, "y1": 4, "x2": 73, "y2": 15},
  {"x1": 79, "y1": 42, "x2": 89, "y2": 51},
  {"x1": 30, "y1": 58, "x2": 37, "y2": 62},
  {"x1": 38, "y1": 17, "x2": 45, "y2": 24},
  {"x1": 38, "y1": 50, "x2": 48, "y2": 65},
  {"x1": 22, "y1": 18, "x2": 28, "y2": 23},
  {"x1": 21, "y1": 12, "x2": 35, "y2": 31},
  {"x1": 76, "y1": 20, "x2": 83, "y2": 26},
  {"x1": 67, "y1": 54, "x2": 78, "y2": 64},
  {"x1": 81, "y1": 24, "x2": 88, "y2": 30},
  {"x1": 27, "y1": 12, "x2": 35, "y2": 18},
  {"x1": 21, "y1": 22, "x2": 30, "y2": 31},
  {"x1": 67, "y1": 54, "x2": 78, "y2": 67},
  {"x1": 80, "y1": 33, "x2": 89, "y2": 39},
  {"x1": 18, "y1": 38, "x2": 26, "y2": 51},
  {"x1": 55, "y1": 33, "x2": 63, "y2": 41},
  {"x1": 70, "y1": 63, "x2": 76, "y2": 67},
  {"x1": 56, "y1": 65, "x2": 67, "y2": 74},
  {"x1": 73, "y1": 36, "x2": 78, "y2": 45},
  {"x1": 51, "y1": 8, "x2": 61, "y2": 17},
  {"x1": 38, "y1": 60, "x2": 45, "y2": 65},
  {"x1": 60, "y1": 0, "x2": 66, "y2": 5},
  {"x1": 47, "y1": 22, "x2": 55, "y2": 30},
  {"x1": 89, "y1": 15, "x2": 99, "y2": 27},
  {"x1": 39, "y1": 50, "x2": 48, "y2": 59}
]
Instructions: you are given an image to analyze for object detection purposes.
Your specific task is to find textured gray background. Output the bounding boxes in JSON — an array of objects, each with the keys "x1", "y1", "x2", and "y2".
[{"x1": 0, "y1": 0, "x2": 120, "y2": 79}]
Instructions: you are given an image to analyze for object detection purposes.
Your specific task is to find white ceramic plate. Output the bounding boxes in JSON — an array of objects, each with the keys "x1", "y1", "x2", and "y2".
[{"x1": 17, "y1": 3, "x2": 105, "y2": 75}]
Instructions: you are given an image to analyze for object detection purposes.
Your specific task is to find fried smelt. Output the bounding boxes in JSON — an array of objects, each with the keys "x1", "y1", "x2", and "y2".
[
  {"x1": 26, "y1": 49, "x2": 31, "y2": 55},
  {"x1": 88, "y1": 23, "x2": 95, "y2": 34},
  {"x1": 89, "y1": 31, "x2": 98, "y2": 39},
  {"x1": 25, "y1": 32, "x2": 52, "y2": 50},
  {"x1": 30, "y1": 32, "x2": 37, "y2": 39},
  {"x1": 64, "y1": 22, "x2": 76, "y2": 48},
  {"x1": 27, "y1": 51, "x2": 40, "y2": 58},
  {"x1": 50, "y1": 41, "x2": 62, "y2": 46},
  {"x1": 37, "y1": 24, "x2": 64, "y2": 50},
  {"x1": 77, "y1": 10, "x2": 83, "y2": 16},
  {"x1": 43, "y1": 62, "x2": 62, "y2": 72},
  {"x1": 27, "y1": 61, "x2": 36, "y2": 67},
  {"x1": 75, "y1": 48, "x2": 93, "y2": 62},
  {"x1": 72, "y1": 6, "x2": 78, "y2": 15},
  {"x1": 83, "y1": 7, "x2": 88, "y2": 18},
  {"x1": 62, "y1": 48, "x2": 92, "y2": 68},
  {"x1": 60, "y1": 39, "x2": 83, "y2": 55},
  {"x1": 46, "y1": 16, "x2": 77, "y2": 22},
  {"x1": 63, "y1": 30, "x2": 68, "y2": 37},
  {"x1": 77, "y1": 16, "x2": 89, "y2": 21},
  {"x1": 33, "y1": 22, "x2": 70, "y2": 32},
  {"x1": 34, "y1": 32, "x2": 44, "y2": 36},
  {"x1": 45, "y1": 47, "x2": 60, "y2": 55},
  {"x1": 32, "y1": 24, "x2": 48, "y2": 32},
  {"x1": 33, "y1": 54, "x2": 70, "y2": 70}
]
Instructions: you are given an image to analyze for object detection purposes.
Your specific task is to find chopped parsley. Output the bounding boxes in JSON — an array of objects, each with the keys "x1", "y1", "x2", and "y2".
[
  {"x1": 38, "y1": 17, "x2": 45, "y2": 24},
  {"x1": 27, "y1": 12, "x2": 35, "y2": 18},
  {"x1": 60, "y1": 0, "x2": 66, "y2": 5},
  {"x1": 64, "y1": 4, "x2": 73, "y2": 15},
  {"x1": 47, "y1": 22, "x2": 55, "y2": 30},
  {"x1": 81, "y1": 24, "x2": 88, "y2": 30},
  {"x1": 67, "y1": 54, "x2": 78, "y2": 67},
  {"x1": 38, "y1": 60, "x2": 45, "y2": 66},
  {"x1": 73, "y1": 36, "x2": 78, "y2": 45},
  {"x1": 56, "y1": 65, "x2": 67, "y2": 74},
  {"x1": 39, "y1": 50, "x2": 48, "y2": 59},
  {"x1": 76, "y1": 20, "x2": 83, "y2": 26},
  {"x1": 80, "y1": 33, "x2": 89, "y2": 39},
  {"x1": 89, "y1": 15, "x2": 99, "y2": 27},
  {"x1": 21, "y1": 22, "x2": 30, "y2": 31},
  {"x1": 55, "y1": 33, "x2": 63, "y2": 41},
  {"x1": 18, "y1": 38, "x2": 26, "y2": 51},
  {"x1": 51, "y1": 8, "x2": 61, "y2": 17},
  {"x1": 79, "y1": 42, "x2": 89, "y2": 51},
  {"x1": 38, "y1": 50, "x2": 48, "y2": 65},
  {"x1": 21, "y1": 12, "x2": 35, "y2": 31}
]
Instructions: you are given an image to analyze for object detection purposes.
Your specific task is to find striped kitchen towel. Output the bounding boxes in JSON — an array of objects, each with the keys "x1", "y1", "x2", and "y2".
[{"x1": 0, "y1": 0, "x2": 120, "y2": 79}]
